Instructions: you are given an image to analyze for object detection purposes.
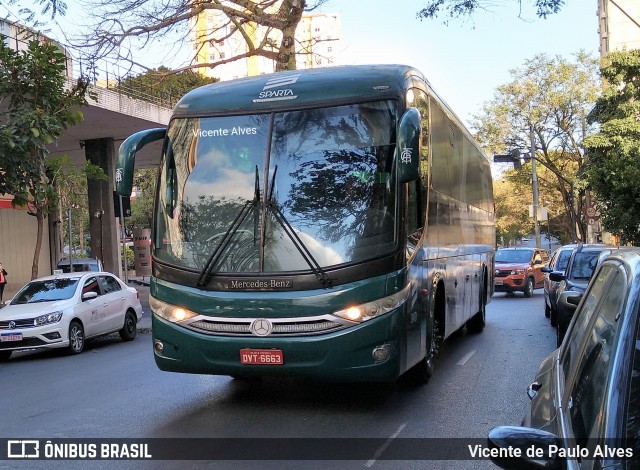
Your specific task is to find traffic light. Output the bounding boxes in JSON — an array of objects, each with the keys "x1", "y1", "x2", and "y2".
[{"x1": 493, "y1": 149, "x2": 522, "y2": 170}]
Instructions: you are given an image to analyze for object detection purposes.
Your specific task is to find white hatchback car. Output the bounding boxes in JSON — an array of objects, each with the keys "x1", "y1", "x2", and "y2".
[{"x1": 0, "y1": 272, "x2": 143, "y2": 361}]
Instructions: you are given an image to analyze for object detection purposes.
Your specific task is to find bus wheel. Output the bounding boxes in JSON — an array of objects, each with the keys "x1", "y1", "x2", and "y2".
[
  {"x1": 405, "y1": 290, "x2": 437, "y2": 385},
  {"x1": 467, "y1": 281, "x2": 486, "y2": 333}
]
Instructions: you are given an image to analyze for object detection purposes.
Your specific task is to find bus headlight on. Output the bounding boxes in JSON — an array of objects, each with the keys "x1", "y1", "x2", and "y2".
[
  {"x1": 150, "y1": 296, "x2": 198, "y2": 323},
  {"x1": 332, "y1": 284, "x2": 411, "y2": 323}
]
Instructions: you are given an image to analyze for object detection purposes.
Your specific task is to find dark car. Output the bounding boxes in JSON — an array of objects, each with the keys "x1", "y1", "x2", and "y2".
[
  {"x1": 494, "y1": 247, "x2": 550, "y2": 297},
  {"x1": 541, "y1": 244, "x2": 577, "y2": 323},
  {"x1": 488, "y1": 247, "x2": 640, "y2": 470},
  {"x1": 551, "y1": 244, "x2": 616, "y2": 346}
]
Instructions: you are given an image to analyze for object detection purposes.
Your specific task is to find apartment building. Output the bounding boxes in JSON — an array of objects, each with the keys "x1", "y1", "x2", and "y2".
[{"x1": 192, "y1": 8, "x2": 341, "y2": 81}]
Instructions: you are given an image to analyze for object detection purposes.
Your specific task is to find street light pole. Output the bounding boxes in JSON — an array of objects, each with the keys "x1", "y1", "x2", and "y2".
[{"x1": 531, "y1": 125, "x2": 541, "y2": 248}]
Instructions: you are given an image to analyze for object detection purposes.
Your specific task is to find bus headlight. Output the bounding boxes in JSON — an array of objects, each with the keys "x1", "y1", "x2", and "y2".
[
  {"x1": 332, "y1": 284, "x2": 410, "y2": 323},
  {"x1": 150, "y1": 296, "x2": 198, "y2": 323}
]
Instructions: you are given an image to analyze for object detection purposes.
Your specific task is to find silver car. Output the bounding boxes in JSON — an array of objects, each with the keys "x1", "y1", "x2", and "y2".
[{"x1": 488, "y1": 247, "x2": 640, "y2": 469}]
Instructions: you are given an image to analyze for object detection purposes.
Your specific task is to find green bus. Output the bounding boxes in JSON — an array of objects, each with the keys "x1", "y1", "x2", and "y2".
[{"x1": 116, "y1": 64, "x2": 495, "y2": 383}]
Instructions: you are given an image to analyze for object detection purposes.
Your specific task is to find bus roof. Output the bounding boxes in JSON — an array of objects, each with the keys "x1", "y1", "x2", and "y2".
[{"x1": 173, "y1": 64, "x2": 425, "y2": 116}]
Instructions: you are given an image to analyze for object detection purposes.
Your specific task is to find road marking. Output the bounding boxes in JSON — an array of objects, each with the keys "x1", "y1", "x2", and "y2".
[
  {"x1": 457, "y1": 350, "x2": 476, "y2": 366},
  {"x1": 365, "y1": 423, "x2": 407, "y2": 467}
]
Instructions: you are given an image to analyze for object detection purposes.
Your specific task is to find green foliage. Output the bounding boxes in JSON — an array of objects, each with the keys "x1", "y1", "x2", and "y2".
[
  {"x1": 129, "y1": 168, "x2": 157, "y2": 229},
  {"x1": 584, "y1": 50, "x2": 640, "y2": 246},
  {"x1": 0, "y1": 35, "x2": 91, "y2": 278},
  {"x1": 417, "y1": 0, "x2": 564, "y2": 22},
  {"x1": 112, "y1": 67, "x2": 218, "y2": 106},
  {"x1": 472, "y1": 52, "x2": 599, "y2": 243}
]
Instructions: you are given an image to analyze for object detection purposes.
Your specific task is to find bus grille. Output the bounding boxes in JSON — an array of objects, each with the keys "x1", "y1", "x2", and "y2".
[{"x1": 184, "y1": 315, "x2": 352, "y2": 337}]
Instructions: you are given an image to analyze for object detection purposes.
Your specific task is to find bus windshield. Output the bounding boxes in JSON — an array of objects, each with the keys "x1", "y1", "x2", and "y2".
[{"x1": 155, "y1": 100, "x2": 398, "y2": 273}]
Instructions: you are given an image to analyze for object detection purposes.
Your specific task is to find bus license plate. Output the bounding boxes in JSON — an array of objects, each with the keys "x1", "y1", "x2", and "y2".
[
  {"x1": 1, "y1": 332, "x2": 22, "y2": 342},
  {"x1": 240, "y1": 348, "x2": 283, "y2": 365}
]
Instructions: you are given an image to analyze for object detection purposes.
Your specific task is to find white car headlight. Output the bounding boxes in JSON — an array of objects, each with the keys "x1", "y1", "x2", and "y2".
[
  {"x1": 332, "y1": 284, "x2": 411, "y2": 323},
  {"x1": 34, "y1": 311, "x2": 63, "y2": 326},
  {"x1": 150, "y1": 296, "x2": 198, "y2": 323},
  {"x1": 511, "y1": 269, "x2": 525, "y2": 275}
]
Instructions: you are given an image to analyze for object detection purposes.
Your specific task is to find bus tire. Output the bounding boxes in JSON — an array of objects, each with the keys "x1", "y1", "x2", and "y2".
[
  {"x1": 467, "y1": 275, "x2": 486, "y2": 333},
  {"x1": 404, "y1": 285, "x2": 438, "y2": 385}
]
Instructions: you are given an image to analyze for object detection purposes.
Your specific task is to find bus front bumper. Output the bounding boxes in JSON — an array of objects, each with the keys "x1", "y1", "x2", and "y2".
[{"x1": 151, "y1": 311, "x2": 405, "y2": 382}]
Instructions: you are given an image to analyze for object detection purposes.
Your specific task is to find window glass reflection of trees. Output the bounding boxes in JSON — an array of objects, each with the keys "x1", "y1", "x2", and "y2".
[
  {"x1": 268, "y1": 101, "x2": 397, "y2": 269},
  {"x1": 158, "y1": 115, "x2": 270, "y2": 271}
]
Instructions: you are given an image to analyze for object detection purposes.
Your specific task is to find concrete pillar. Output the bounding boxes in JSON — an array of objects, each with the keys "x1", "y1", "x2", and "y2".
[{"x1": 85, "y1": 138, "x2": 121, "y2": 276}]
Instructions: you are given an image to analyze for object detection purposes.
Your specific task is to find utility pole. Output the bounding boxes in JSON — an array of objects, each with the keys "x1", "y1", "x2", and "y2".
[{"x1": 531, "y1": 125, "x2": 541, "y2": 248}]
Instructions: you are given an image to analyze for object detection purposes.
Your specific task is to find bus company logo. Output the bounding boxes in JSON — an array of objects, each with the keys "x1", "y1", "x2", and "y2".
[
  {"x1": 250, "y1": 318, "x2": 273, "y2": 337},
  {"x1": 400, "y1": 147, "x2": 413, "y2": 164},
  {"x1": 254, "y1": 74, "x2": 300, "y2": 103}
]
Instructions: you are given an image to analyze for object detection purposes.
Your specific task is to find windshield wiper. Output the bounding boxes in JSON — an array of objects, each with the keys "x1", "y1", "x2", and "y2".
[
  {"x1": 197, "y1": 166, "x2": 261, "y2": 287},
  {"x1": 265, "y1": 165, "x2": 333, "y2": 287}
]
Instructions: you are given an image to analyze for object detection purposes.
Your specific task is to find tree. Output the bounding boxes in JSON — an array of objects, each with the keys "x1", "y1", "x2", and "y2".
[
  {"x1": 129, "y1": 168, "x2": 157, "y2": 230},
  {"x1": 584, "y1": 50, "x2": 640, "y2": 246},
  {"x1": 111, "y1": 66, "x2": 218, "y2": 107},
  {"x1": 416, "y1": 0, "x2": 565, "y2": 23},
  {"x1": 47, "y1": 155, "x2": 108, "y2": 258},
  {"x1": 0, "y1": 36, "x2": 92, "y2": 279},
  {"x1": 472, "y1": 52, "x2": 600, "y2": 243},
  {"x1": 70, "y1": 0, "x2": 326, "y2": 74}
]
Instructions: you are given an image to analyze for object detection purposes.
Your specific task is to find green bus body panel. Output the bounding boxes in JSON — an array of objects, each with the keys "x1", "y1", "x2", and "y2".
[
  {"x1": 139, "y1": 64, "x2": 495, "y2": 381},
  {"x1": 116, "y1": 128, "x2": 166, "y2": 197},
  {"x1": 151, "y1": 271, "x2": 399, "y2": 319},
  {"x1": 152, "y1": 305, "x2": 404, "y2": 382},
  {"x1": 149, "y1": 272, "x2": 410, "y2": 381},
  {"x1": 172, "y1": 65, "x2": 420, "y2": 116}
]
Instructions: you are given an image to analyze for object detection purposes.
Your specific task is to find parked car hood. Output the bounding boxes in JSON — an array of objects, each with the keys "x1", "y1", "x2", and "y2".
[{"x1": 0, "y1": 299, "x2": 74, "y2": 319}]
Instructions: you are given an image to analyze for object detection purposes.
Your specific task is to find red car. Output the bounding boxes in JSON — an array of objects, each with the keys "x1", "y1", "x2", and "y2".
[{"x1": 494, "y1": 247, "x2": 550, "y2": 297}]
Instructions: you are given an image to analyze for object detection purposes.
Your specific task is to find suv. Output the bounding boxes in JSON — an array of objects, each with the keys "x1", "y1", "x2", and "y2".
[
  {"x1": 540, "y1": 244, "x2": 577, "y2": 324},
  {"x1": 550, "y1": 243, "x2": 617, "y2": 346},
  {"x1": 494, "y1": 247, "x2": 550, "y2": 297}
]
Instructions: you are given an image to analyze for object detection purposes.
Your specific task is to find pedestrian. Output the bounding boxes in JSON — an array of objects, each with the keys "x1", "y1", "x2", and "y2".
[{"x1": 0, "y1": 263, "x2": 6, "y2": 304}]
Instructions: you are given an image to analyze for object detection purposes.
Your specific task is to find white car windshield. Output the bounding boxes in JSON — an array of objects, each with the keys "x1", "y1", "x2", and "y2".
[{"x1": 12, "y1": 279, "x2": 79, "y2": 304}]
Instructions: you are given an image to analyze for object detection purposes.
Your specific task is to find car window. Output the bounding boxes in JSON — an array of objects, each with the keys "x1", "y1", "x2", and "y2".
[
  {"x1": 561, "y1": 264, "x2": 616, "y2": 377},
  {"x1": 99, "y1": 275, "x2": 122, "y2": 294},
  {"x1": 626, "y1": 306, "x2": 640, "y2": 457},
  {"x1": 495, "y1": 249, "x2": 533, "y2": 263},
  {"x1": 82, "y1": 276, "x2": 101, "y2": 296},
  {"x1": 564, "y1": 264, "x2": 626, "y2": 446},
  {"x1": 569, "y1": 252, "x2": 600, "y2": 280},
  {"x1": 12, "y1": 278, "x2": 80, "y2": 304},
  {"x1": 549, "y1": 250, "x2": 559, "y2": 268},
  {"x1": 556, "y1": 249, "x2": 572, "y2": 272}
]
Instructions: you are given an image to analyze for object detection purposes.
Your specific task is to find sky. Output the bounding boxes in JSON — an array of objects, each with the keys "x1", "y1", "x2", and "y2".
[
  {"x1": 321, "y1": 0, "x2": 599, "y2": 128},
  {"x1": 1, "y1": 0, "x2": 598, "y2": 130}
]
